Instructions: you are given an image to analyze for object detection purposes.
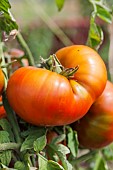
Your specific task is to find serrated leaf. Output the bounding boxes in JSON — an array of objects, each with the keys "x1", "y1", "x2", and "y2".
[
  {"x1": 20, "y1": 127, "x2": 46, "y2": 152},
  {"x1": 0, "y1": 130, "x2": 10, "y2": 143},
  {"x1": 33, "y1": 135, "x2": 47, "y2": 153},
  {"x1": 48, "y1": 160, "x2": 64, "y2": 170},
  {"x1": 0, "y1": 131, "x2": 11, "y2": 166},
  {"x1": 55, "y1": 0, "x2": 65, "y2": 11},
  {"x1": 38, "y1": 154, "x2": 48, "y2": 170},
  {"x1": 66, "y1": 126, "x2": 79, "y2": 157},
  {"x1": 0, "y1": 0, "x2": 18, "y2": 33},
  {"x1": 0, "y1": 119, "x2": 14, "y2": 142},
  {"x1": 0, "y1": 150, "x2": 11, "y2": 166},
  {"x1": 96, "y1": 5, "x2": 112, "y2": 23}
]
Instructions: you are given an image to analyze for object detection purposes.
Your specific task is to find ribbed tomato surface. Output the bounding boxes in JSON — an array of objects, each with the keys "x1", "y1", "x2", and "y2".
[{"x1": 6, "y1": 45, "x2": 107, "y2": 126}]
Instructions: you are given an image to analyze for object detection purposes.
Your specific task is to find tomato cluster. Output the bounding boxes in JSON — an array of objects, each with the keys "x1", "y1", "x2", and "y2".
[
  {"x1": 2, "y1": 45, "x2": 113, "y2": 149},
  {"x1": 6, "y1": 45, "x2": 107, "y2": 126}
]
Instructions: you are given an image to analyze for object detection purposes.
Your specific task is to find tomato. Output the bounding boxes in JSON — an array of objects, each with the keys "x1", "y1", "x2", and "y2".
[
  {"x1": 0, "y1": 69, "x2": 5, "y2": 95},
  {"x1": 72, "y1": 81, "x2": 113, "y2": 149},
  {"x1": 56, "y1": 45, "x2": 107, "y2": 100},
  {"x1": 0, "y1": 96, "x2": 6, "y2": 119},
  {"x1": 6, "y1": 45, "x2": 107, "y2": 126}
]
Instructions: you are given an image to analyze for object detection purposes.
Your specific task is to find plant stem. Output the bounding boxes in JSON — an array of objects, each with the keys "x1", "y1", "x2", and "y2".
[
  {"x1": 17, "y1": 32, "x2": 35, "y2": 66},
  {"x1": 0, "y1": 142, "x2": 20, "y2": 151},
  {"x1": 0, "y1": 38, "x2": 8, "y2": 89},
  {"x1": 93, "y1": 152, "x2": 103, "y2": 170},
  {"x1": 108, "y1": 21, "x2": 113, "y2": 81},
  {"x1": 71, "y1": 150, "x2": 97, "y2": 166},
  {"x1": 2, "y1": 93, "x2": 22, "y2": 144}
]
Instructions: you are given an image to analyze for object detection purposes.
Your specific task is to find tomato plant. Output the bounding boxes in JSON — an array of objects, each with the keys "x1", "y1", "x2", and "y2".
[
  {"x1": 0, "y1": 0, "x2": 113, "y2": 170},
  {"x1": 72, "y1": 81, "x2": 113, "y2": 149}
]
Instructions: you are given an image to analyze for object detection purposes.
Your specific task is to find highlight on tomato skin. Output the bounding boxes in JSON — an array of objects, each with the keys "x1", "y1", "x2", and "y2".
[
  {"x1": 72, "y1": 80, "x2": 113, "y2": 149},
  {"x1": 6, "y1": 45, "x2": 107, "y2": 126}
]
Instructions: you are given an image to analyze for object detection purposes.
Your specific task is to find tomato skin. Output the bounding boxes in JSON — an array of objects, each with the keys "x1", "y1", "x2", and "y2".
[
  {"x1": 56, "y1": 45, "x2": 107, "y2": 100},
  {"x1": 0, "y1": 96, "x2": 6, "y2": 119},
  {"x1": 0, "y1": 69, "x2": 5, "y2": 95},
  {"x1": 72, "y1": 81, "x2": 113, "y2": 149},
  {"x1": 7, "y1": 66, "x2": 91, "y2": 126}
]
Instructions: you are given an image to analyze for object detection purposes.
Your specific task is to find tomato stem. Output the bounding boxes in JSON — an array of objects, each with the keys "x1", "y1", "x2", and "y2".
[
  {"x1": 2, "y1": 93, "x2": 22, "y2": 144},
  {"x1": 39, "y1": 54, "x2": 79, "y2": 78},
  {"x1": 60, "y1": 65, "x2": 79, "y2": 78},
  {"x1": 40, "y1": 54, "x2": 63, "y2": 73},
  {"x1": 17, "y1": 32, "x2": 35, "y2": 66},
  {"x1": 0, "y1": 142, "x2": 20, "y2": 151},
  {"x1": 70, "y1": 150, "x2": 97, "y2": 165}
]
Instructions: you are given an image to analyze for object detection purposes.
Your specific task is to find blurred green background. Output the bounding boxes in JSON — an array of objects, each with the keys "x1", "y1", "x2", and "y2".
[{"x1": 9, "y1": 0, "x2": 111, "y2": 65}]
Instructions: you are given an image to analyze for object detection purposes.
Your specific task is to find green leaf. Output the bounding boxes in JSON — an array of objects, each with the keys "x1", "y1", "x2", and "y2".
[
  {"x1": 102, "y1": 143, "x2": 113, "y2": 160},
  {"x1": 20, "y1": 127, "x2": 46, "y2": 152},
  {"x1": 0, "y1": 131, "x2": 12, "y2": 166},
  {"x1": 33, "y1": 134, "x2": 47, "y2": 153},
  {"x1": 55, "y1": 0, "x2": 65, "y2": 11},
  {"x1": 38, "y1": 154, "x2": 48, "y2": 170},
  {"x1": 0, "y1": 130, "x2": 10, "y2": 143},
  {"x1": 55, "y1": 144, "x2": 70, "y2": 156},
  {"x1": 66, "y1": 126, "x2": 79, "y2": 157},
  {"x1": 14, "y1": 161, "x2": 28, "y2": 170},
  {"x1": 38, "y1": 154, "x2": 64, "y2": 170},
  {"x1": 51, "y1": 134, "x2": 66, "y2": 145},
  {"x1": 0, "y1": 0, "x2": 18, "y2": 33},
  {"x1": 87, "y1": 13, "x2": 104, "y2": 50},
  {"x1": 48, "y1": 160, "x2": 64, "y2": 170},
  {"x1": 49, "y1": 143, "x2": 72, "y2": 170},
  {"x1": 0, "y1": 151, "x2": 12, "y2": 167},
  {"x1": 96, "y1": 5, "x2": 112, "y2": 23},
  {"x1": 93, "y1": 153, "x2": 108, "y2": 170},
  {"x1": 0, "y1": 118, "x2": 15, "y2": 142}
]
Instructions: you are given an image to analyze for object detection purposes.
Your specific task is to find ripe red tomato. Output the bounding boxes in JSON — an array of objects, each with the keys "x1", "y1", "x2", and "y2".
[
  {"x1": 72, "y1": 81, "x2": 113, "y2": 149},
  {"x1": 6, "y1": 45, "x2": 107, "y2": 126},
  {"x1": 56, "y1": 45, "x2": 107, "y2": 100},
  {"x1": 0, "y1": 96, "x2": 6, "y2": 119},
  {"x1": 0, "y1": 69, "x2": 5, "y2": 95}
]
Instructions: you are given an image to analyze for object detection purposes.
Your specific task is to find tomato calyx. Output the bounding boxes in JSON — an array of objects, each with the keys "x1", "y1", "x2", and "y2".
[
  {"x1": 60, "y1": 65, "x2": 79, "y2": 79},
  {"x1": 39, "y1": 54, "x2": 79, "y2": 79}
]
